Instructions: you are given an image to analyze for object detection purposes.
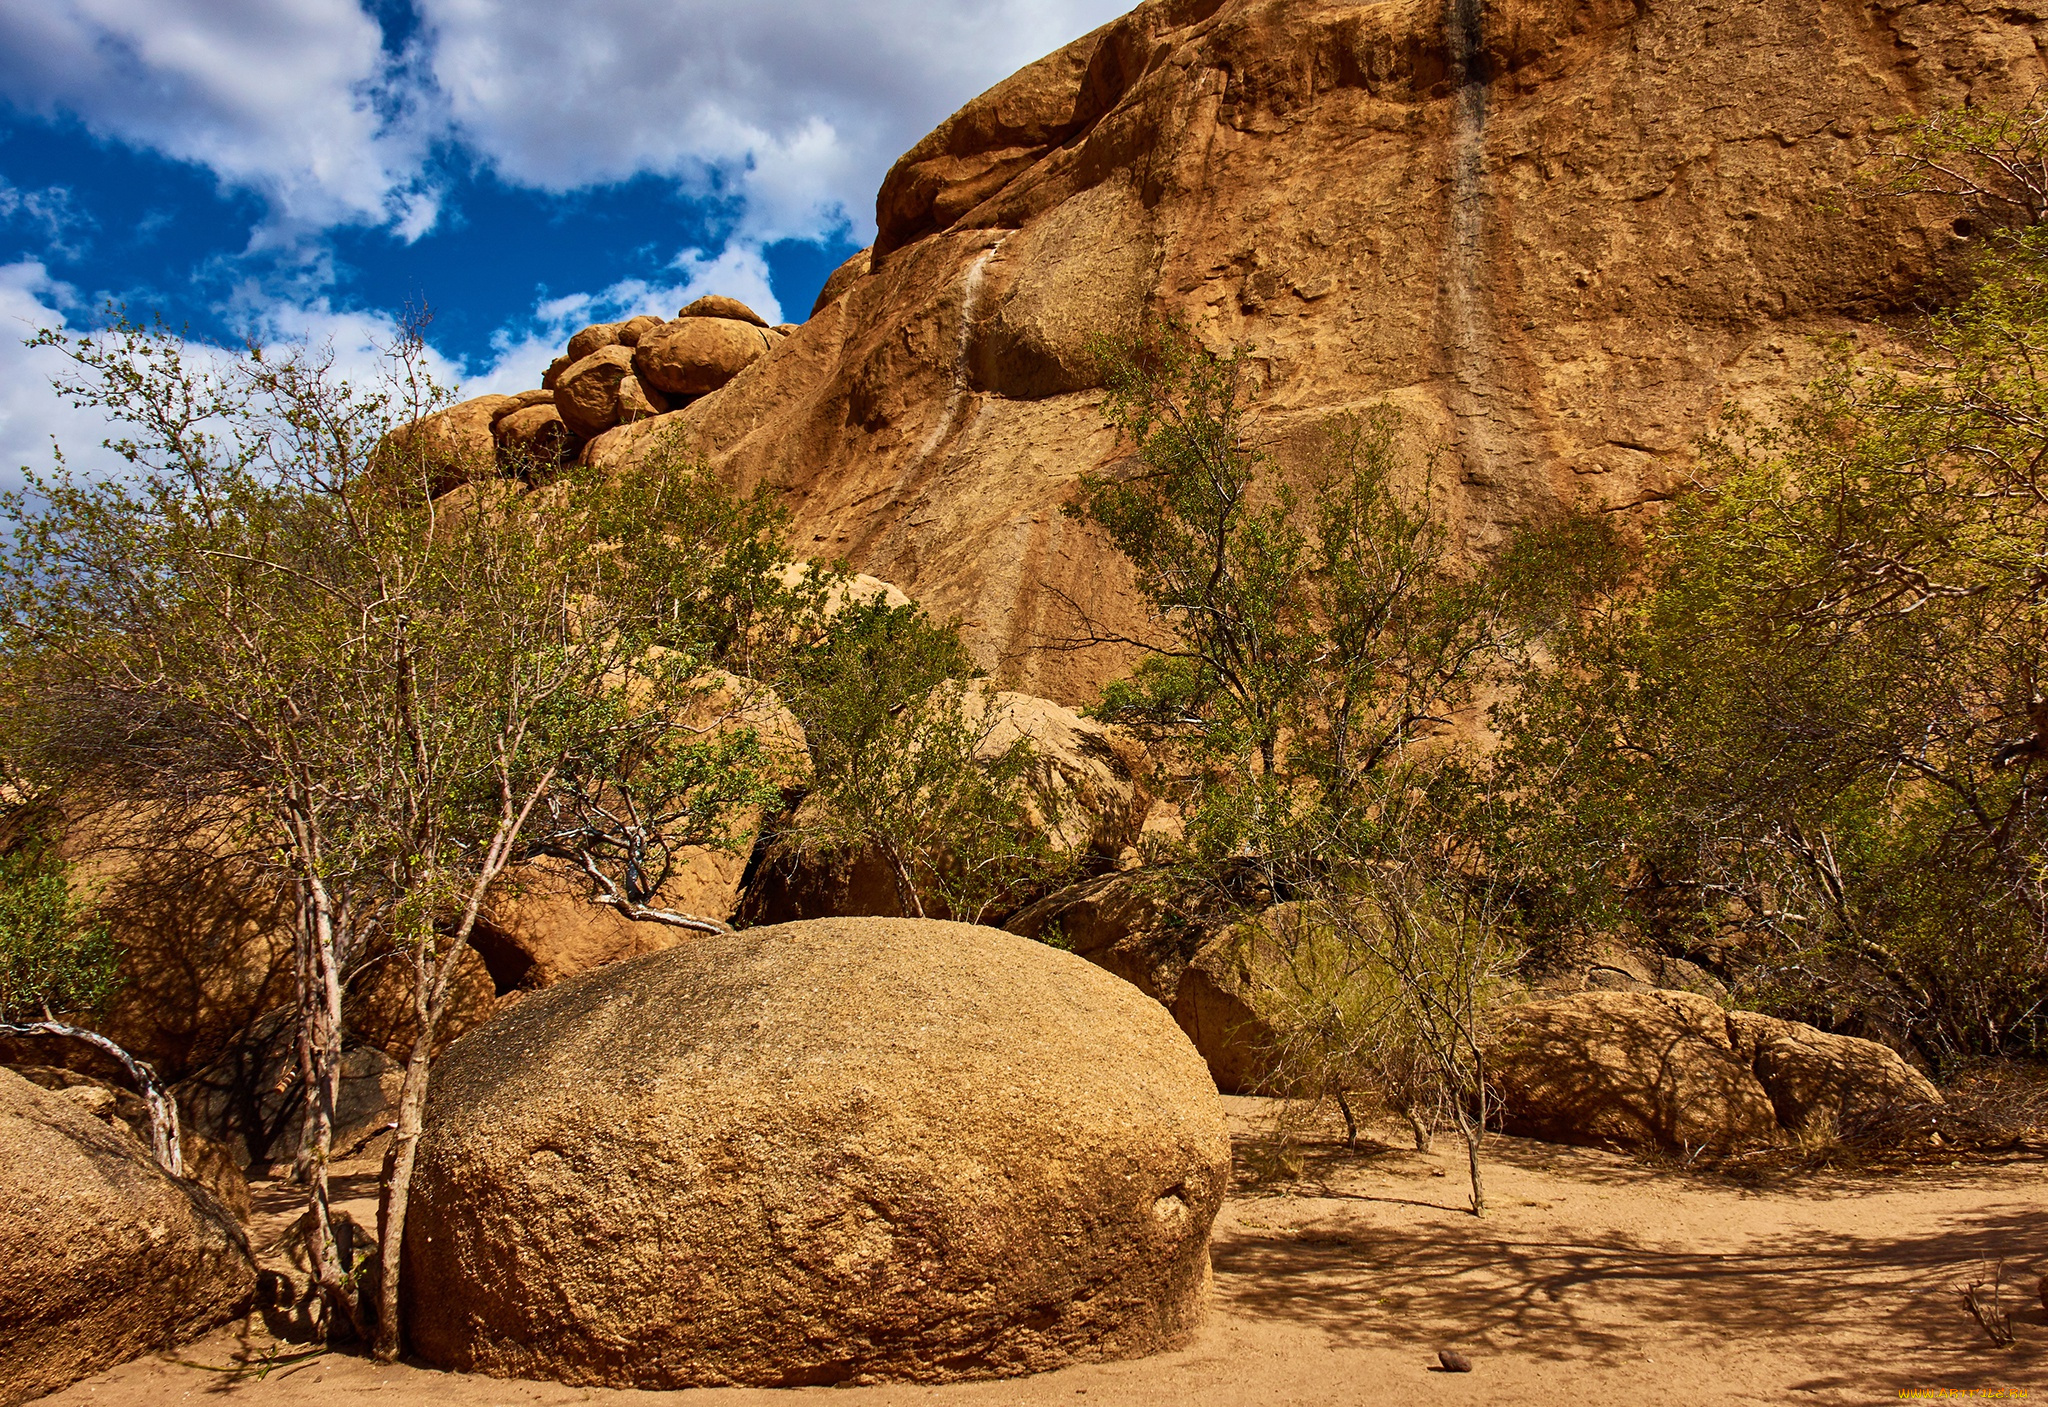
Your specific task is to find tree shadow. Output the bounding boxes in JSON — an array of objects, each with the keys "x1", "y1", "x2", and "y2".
[{"x1": 1211, "y1": 1186, "x2": 2048, "y2": 1394}]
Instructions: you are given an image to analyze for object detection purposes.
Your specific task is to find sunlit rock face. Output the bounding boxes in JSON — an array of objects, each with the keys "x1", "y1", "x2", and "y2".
[{"x1": 601, "y1": 0, "x2": 2032, "y2": 704}]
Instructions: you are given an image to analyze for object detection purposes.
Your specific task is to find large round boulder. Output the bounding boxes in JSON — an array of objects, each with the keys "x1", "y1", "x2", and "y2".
[
  {"x1": 387, "y1": 394, "x2": 513, "y2": 497},
  {"x1": 0, "y1": 1068, "x2": 254, "y2": 1406},
  {"x1": 493, "y1": 402, "x2": 575, "y2": 472},
  {"x1": 553, "y1": 345, "x2": 639, "y2": 440},
  {"x1": 564, "y1": 320, "x2": 623, "y2": 362},
  {"x1": 1486, "y1": 989, "x2": 1942, "y2": 1153},
  {"x1": 402, "y1": 917, "x2": 1229, "y2": 1388},
  {"x1": 632, "y1": 316, "x2": 777, "y2": 398}
]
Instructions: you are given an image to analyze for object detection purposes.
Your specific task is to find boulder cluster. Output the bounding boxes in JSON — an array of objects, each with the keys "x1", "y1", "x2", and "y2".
[{"x1": 407, "y1": 294, "x2": 790, "y2": 492}]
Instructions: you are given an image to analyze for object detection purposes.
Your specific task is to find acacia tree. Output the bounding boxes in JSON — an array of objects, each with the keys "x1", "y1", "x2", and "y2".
[
  {"x1": 2, "y1": 320, "x2": 788, "y2": 1351},
  {"x1": 1064, "y1": 324, "x2": 1307, "y2": 787},
  {"x1": 1068, "y1": 323, "x2": 1605, "y2": 871},
  {"x1": 770, "y1": 597, "x2": 1075, "y2": 923},
  {"x1": 1068, "y1": 322, "x2": 1610, "y2": 1205},
  {"x1": 0, "y1": 836, "x2": 183, "y2": 1172},
  {"x1": 1501, "y1": 234, "x2": 2048, "y2": 1064}
]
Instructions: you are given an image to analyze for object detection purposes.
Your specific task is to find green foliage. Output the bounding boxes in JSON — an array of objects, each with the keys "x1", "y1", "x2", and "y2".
[
  {"x1": 1074, "y1": 322, "x2": 1609, "y2": 1208},
  {"x1": 1859, "y1": 93, "x2": 2048, "y2": 227},
  {"x1": 0, "y1": 836, "x2": 117, "y2": 1024},
  {"x1": 1073, "y1": 322, "x2": 1307, "y2": 778},
  {"x1": 1499, "y1": 228, "x2": 2048, "y2": 1066},
  {"x1": 1243, "y1": 885, "x2": 1519, "y2": 1156},
  {"x1": 0, "y1": 325, "x2": 793, "y2": 948},
  {"x1": 1073, "y1": 319, "x2": 1615, "y2": 884},
  {"x1": 772, "y1": 598, "x2": 1077, "y2": 923}
]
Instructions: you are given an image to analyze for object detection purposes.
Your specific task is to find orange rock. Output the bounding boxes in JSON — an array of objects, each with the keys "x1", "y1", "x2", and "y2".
[
  {"x1": 616, "y1": 371, "x2": 669, "y2": 420},
  {"x1": 0, "y1": 1069, "x2": 253, "y2": 1404},
  {"x1": 493, "y1": 402, "x2": 576, "y2": 472},
  {"x1": 678, "y1": 293, "x2": 768, "y2": 326},
  {"x1": 808, "y1": 247, "x2": 871, "y2": 317},
  {"x1": 1488, "y1": 990, "x2": 1941, "y2": 1152},
  {"x1": 553, "y1": 344, "x2": 638, "y2": 440},
  {"x1": 615, "y1": 313, "x2": 663, "y2": 345},
  {"x1": 632, "y1": 316, "x2": 777, "y2": 398},
  {"x1": 388, "y1": 394, "x2": 512, "y2": 498},
  {"x1": 402, "y1": 918, "x2": 1229, "y2": 1387},
  {"x1": 564, "y1": 320, "x2": 622, "y2": 362},
  {"x1": 624, "y1": 0, "x2": 2029, "y2": 706}
]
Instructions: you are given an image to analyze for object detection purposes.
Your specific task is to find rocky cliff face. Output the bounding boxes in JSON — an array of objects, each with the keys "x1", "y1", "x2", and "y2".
[{"x1": 596, "y1": 0, "x2": 2041, "y2": 703}]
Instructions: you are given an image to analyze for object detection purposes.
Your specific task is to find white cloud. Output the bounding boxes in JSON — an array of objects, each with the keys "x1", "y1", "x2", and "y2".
[
  {"x1": 0, "y1": 261, "x2": 130, "y2": 489},
  {"x1": 420, "y1": 0, "x2": 1133, "y2": 243},
  {"x1": 0, "y1": 0, "x2": 440, "y2": 240},
  {"x1": 0, "y1": 0, "x2": 1131, "y2": 252},
  {"x1": 0, "y1": 245, "x2": 785, "y2": 489},
  {"x1": 0, "y1": 179, "x2": 93, "y2": 259},
  {"x1": 0, "y1": 2, "x2": 1140, "y2": 480}
]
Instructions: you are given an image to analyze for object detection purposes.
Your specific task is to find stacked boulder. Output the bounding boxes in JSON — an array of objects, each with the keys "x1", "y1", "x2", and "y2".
[{"x1": 406, "y1": 295, "x2": 786, "y2": 493}]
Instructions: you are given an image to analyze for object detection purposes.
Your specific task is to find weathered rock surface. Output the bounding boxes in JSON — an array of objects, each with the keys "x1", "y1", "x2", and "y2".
[
  {"x1": 1168, "y1": 924, "x2": 1287, "y2": 1096},
  {"x1": 0, "y1": 1068, "x2": 254, "y2": 1406},
  {"x1": 395, "y1": 394, "x2": 512, "y2": 498},
  {"x1": 812, "y1": 248, "x2": 873, "y2": 316},
  {"x1": 775, "y1": 559, "x2": 914, "y2": 616},
  {"x1": 554, "y1": 345, "x2": 641, "y2": 441},
  {"x1": 175, "y1": 1013, "x2": 409, "y2": 1170},
  {"x1": 616, "y1": 372, "x2": 668, "y2": 420},
  {"x1": 1005, "y1": 871, "x2": 1178, "y2": 999},
  {"x1": 8, "y1": 1065, "x2": 252, "y2": 1221},
  {"x1": 566, "y1": 321, "x2": 623, "y2": 362},
  {"x1": 1725, "y1": 1008, "x2": 1944, "y2": 1135},
  {"x1": 680, "y1": 294, "x2": 768, "y2": 326},
  {"x1": 0, "y1": 804, "x2": 296, "y2": 1083},
  {"x1": 633, "y1": 316, "x2": 779, "y2": 398},
  {"x1": 598, "y1": 0, "x2": 2043, "y2": 705},
  {"x1": 1487, "y1": 990, "x2": 1942, "y2": 1152},
  {"x1": 493, "y1": 402, "x2": 575, "y2": 471},
  {"x1": 952, "y1": 687, "x2": 1145, "y2": 855},
  {"x1": 467, "y1": 855, "x2": 691, "y2": 990},
  {"x1": 616, "y1": 314, "x2": 663, "y2": 345},
  {"x1": 741, "y1": 685, "x2": 1137, "y2": 924},
  {"x1": 402, "y1": 917, "x2": 1229, "y2": 1388},
  {"x1": 491, "y1": 387, "x2": 555, "y2": 417},
  {"x1": 1522, "y1": 933, "x2": 1732, "y2": 1002},
  {"x1": 1004, "y1": 885, "x2": 1286, "y2": 1095}
]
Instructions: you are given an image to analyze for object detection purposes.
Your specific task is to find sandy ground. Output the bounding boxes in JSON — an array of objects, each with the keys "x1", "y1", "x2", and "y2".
[{"x1": 44, "y1": 1097, "x2": 2048, "y2": 1407}]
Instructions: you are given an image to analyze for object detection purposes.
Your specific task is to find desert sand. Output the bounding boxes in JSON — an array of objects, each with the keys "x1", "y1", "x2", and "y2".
[{"x1": 41, "y1": 1097, "x2": 2046, "y2": 1407}]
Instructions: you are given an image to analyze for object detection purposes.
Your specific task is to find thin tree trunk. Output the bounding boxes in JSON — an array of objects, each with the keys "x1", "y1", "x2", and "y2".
[
  {"x1": 1404, "y1": 1103, "x2": 1435, "y2": 1153},
  {"x1": 0, "y1": 1020, "x2": 183, "y2": 1174},
  {"x1": 294, "y1": 878, "x2": 365, "y2": 1340},
  {"x1": 1458, "y1": 1107, "x2": 1485, "y2": 1217},
  {"x1": 372, "y1": 769, "x2": 553, "y2": 1360},
  {"x1": 372, "y1": 1030, "x2": 434, "y2": 1358},
  {"x1": 1333, "y1": 1086, "x2": 1359, "y2": 1150}
]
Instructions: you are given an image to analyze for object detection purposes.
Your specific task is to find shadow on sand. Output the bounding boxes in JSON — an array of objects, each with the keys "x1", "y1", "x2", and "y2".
[{"x1": 1217, "y1": 1128, "x2": 2047, "y2": 1396}]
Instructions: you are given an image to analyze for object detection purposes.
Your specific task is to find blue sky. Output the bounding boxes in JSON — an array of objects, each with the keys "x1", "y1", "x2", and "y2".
[{"x1": 0, "y1": 0, "x2": 1131, "y2": 479}]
